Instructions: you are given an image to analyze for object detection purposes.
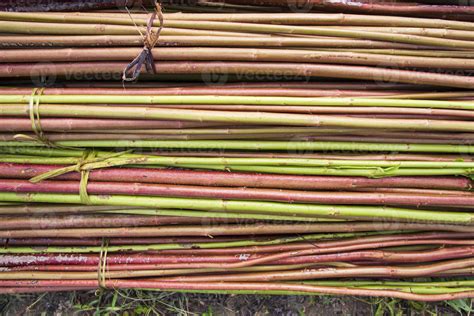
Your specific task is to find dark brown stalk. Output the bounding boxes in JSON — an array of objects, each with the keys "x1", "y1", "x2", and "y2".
[
  {"x1": 0, "y1": 214, "x2": 240, "y2": 230},
  {"x1": 2, "y1": 61, "x2": 473, "y2": 88},
  {"x1": 0, "y1": 236, "x2": 241, "y2": 247},
  {"x1": 0, "y1": 0, "x2": 136, "y2": 11}
]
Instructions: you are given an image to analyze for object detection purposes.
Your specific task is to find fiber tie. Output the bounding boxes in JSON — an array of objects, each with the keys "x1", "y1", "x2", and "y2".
[
  {"x1": 13, "y1": 88, "x2": 57, "y2": 147},
  {"x1": 122, "y1": 0, "x2": 163, "y2": 82},
  {"x1": 28, "y1": 150, "x2": 133, "y2": 204},
  {"x1": 98, "y1": 237, "x2": 110, "y2": 289}
]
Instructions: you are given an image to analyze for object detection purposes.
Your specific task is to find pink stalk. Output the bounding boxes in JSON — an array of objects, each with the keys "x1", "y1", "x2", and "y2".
[
  {"x1": 0, "y1": 87, "x2": 398, "y2": 97},
  {"x1": 1, "y1": 163, "x2": 471, "y2": 191},
  {"x1": 5, "y1": 246, "x2": 474, "y2": 271},
  {"x1": 1, "y1": 179, "x2": 474, "y2": 208},
  {"x1": 2, "y1": 236, "x2": 242, "y2": 246},
  {"x1": 0, "y1": 118, "x2": 226, "y2": 132}
]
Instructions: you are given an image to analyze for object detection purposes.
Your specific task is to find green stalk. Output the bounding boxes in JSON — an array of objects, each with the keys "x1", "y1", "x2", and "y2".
[
  {"x1": 157, "y1": 21, "x2": 474, "y2": 49},
  {"x1": 0, "y1": 147, "x2": 95, "y2": 157},
  {"x1": 343, "y1": 49, "x2": 474, "y2": 58},
  {"x1": 5, "y1": 155, "x2": 473, "y2": 177},
  {"x1": 0, "y1": 204, "x2": 138, "y2": 215},
  {"x1": 2, "y1": 95, "x2": 474, "y2": 110},
  {"x1": 303, "y1": 280, "x2": 474, "y2": 288},
  {"x1": 4, "y1": 151, "x2": 474, "y2": 168},
  {"x1": 5, "y1": 47, "x2": 474, "y2": 70},
  {"x1": 0, "y1": 192, "x2": 472, "y2": 224},
  {"x1": 102, "y1": 209, "x2": 342, "y2": 222},
  {"x1": 3, "y1": 150, "x2": 474, "y2": 177},
  {"x1": 13, "y1": 12, "x2": 474, "y2": 31},
  {"x1": 77, "y1": 157, "x2": 474, "y2": 169},
  {"x1": 1, "y1": 139, "x2": 473, "y2": 154},
  {"x1": 327, "y1": 286, "x2": 474, "y2": 295},
  {"x1": 173, "y1": 164, "x2": 474, "y2": 177},
  {"x1": 0, "y1": 20, "x2": 262, "y2": 37},
  {"x1": 0, "y1": 265, "x2": 329, "y2": 280},
  {"x1": 140, "y1": 286, "x2": 474, "y2": 296},
  {"x1": 4, "y1": 103, "x2": 474, "y2": 132}
]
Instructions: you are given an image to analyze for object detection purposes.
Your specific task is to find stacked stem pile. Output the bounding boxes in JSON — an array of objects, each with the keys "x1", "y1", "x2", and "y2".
[
  {"x1": 2, "y1": 11, "x2": 474, "y2": 87},
  {"x1": 3, "y1": 0, "x2": 474, "y2": 21},
  {"x1": 0, "y1": 91, "x2": 473, "y2": 299},
  {"x1": 0, "y1": 1, "x2": 473, "y2": 302}
]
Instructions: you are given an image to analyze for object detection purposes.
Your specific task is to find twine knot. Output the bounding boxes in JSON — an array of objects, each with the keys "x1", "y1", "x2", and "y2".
[
  {"x1": 98, "y1": 237, "x2": 110, "y2": 289},
  {"x1": 29, "y1": 150, "x2": 133, "y2": 204},
  {"x1": 122, "y1": 0, "x2": 163, "y2": 82}
]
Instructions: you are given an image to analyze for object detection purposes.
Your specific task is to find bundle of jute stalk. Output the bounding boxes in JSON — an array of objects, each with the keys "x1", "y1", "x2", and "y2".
[
  {"x1": 3, "y1": 91, "x2": 474, "y2": 144},
  {"x1": 0, "y1": 121, "x2": 473, "y2": 296},
  {"x1": 2, "y1": 10, "x2": 474, "y2": 86},
  {"x1": 0, "y1": 0, "x2": 474, "y2": 302},
  {"x1": 0, "y1": 90, "x2": 474, "y2": 298},
  {"x1": 1, "y1": 229, "x2": 474, "y2": 299}
]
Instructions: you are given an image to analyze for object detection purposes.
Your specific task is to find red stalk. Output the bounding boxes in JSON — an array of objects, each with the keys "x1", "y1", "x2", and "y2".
[
  {"x1": 1, "y1": 178, "x2": 474, "y2": 208},
  {"x1": 5, "y1": 223, "x2": 465, "y2": 239},
  {"x1": 0, "y1": 287, "x2": 96, "y2": 294},
  {"x1": 158, "y1": 258, "x2": 474, "y2": 282},
  {"x1": 0, "y1": 214, "x2": 243, "y2": 230},
  {"x1": 5, "y1": 246, "x2": 474, "y2": 271},
  {"x1": 1, "y1": 163, "x2": 471, "y2": 191},
  {"x1": 1, "y1": 236, "x2": 242, "y2": 246}
]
